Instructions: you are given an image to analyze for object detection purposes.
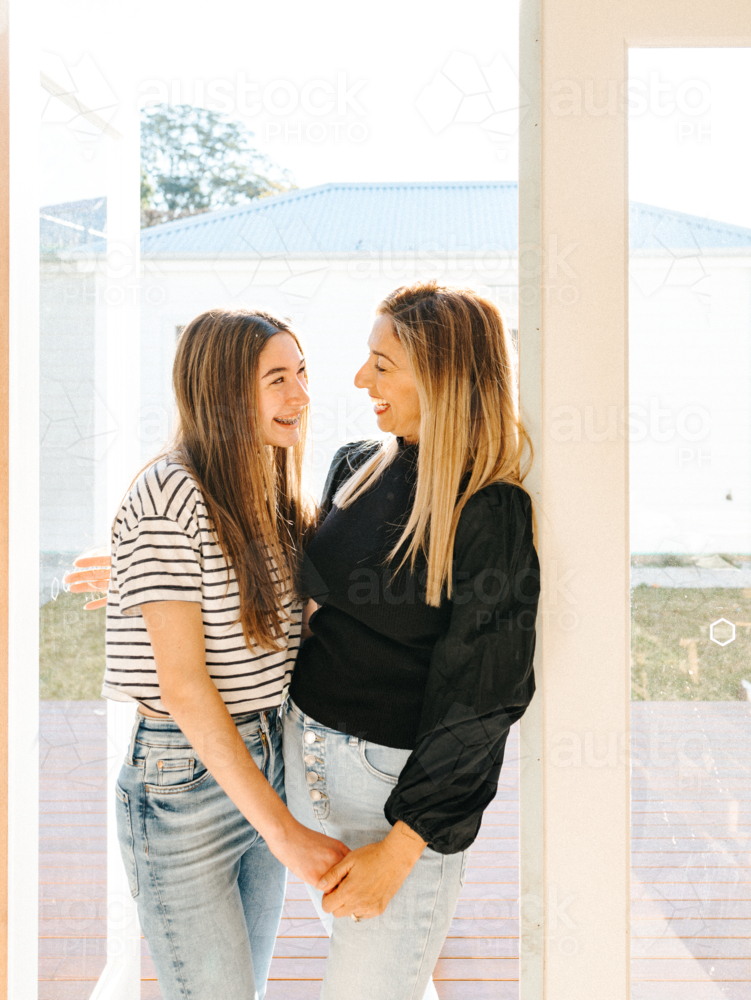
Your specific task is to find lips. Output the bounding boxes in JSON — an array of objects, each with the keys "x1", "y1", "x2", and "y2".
[
  {"x1": 274, "y1": 414, "x2": 301, "y2": 426},
  {"x1": 371, "y1": 397, "x2": 390, "y2": 414}
]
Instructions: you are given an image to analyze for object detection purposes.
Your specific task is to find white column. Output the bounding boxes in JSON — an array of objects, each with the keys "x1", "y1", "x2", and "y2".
[
  {"x1": 89, "y1": 700, "x2": 141, "y2": 1000},
  {"x1": 518, "y1": 3, "x2": 544, "y2": 999},
  {"x1": 90, "y1": 72, "x2": 142, "y2": 1000}
]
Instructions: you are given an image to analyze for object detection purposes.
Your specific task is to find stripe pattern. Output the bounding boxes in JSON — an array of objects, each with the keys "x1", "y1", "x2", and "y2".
[{"x1": 104, "y1": 458, "x2": 301, "y2": 717}]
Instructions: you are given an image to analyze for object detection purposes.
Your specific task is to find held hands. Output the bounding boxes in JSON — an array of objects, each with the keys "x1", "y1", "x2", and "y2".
[
  {"x1": 315, "y1": 821, "x2": 426, "y2": 920},
  {"x1": 269, "y1": 821, "x2": 351, "y2": 888},
  {"x1": 63, "y1": 550, "x2": 112, "y2": 610}
]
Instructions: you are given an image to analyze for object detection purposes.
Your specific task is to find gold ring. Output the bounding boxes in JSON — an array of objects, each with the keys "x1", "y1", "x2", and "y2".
[{"x1": 350, "y1": 913, "x2": 361, "y2": 923}]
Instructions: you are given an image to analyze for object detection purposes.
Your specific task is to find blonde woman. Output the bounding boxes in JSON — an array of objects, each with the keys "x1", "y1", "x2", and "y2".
[
  {"x1": 68, "y1": 281, "x2": 538, "y2": 1000},
  {"x1": 279, "y1": 280, "x2": 539, "y2": 999},
  {"x1": 91, "y1": 309, "x2": 349, "y2": 1000}
]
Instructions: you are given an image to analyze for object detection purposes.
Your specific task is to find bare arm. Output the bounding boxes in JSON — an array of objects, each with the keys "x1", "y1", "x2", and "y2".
[
  {"x1": 301, "y1": 598, "x2": 320, "y2": 641},
  {"x1": 141, "y1": 600, "x2": 349, "y2": 884}
]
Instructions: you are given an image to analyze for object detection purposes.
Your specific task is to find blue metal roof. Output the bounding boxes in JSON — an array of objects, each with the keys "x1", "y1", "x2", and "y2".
[
  {"x1": 65, "y1": 183, "x2": 751, "y2": 256},
  {"x1": 40, "y1": 197, "x2": 107, "y2": 253},
  {"x1": 629, "y1": 201, "x2": 751, "y2": 252},
  {"x1": 138, "y1": 181, "x2": 521, "y2": 255}
]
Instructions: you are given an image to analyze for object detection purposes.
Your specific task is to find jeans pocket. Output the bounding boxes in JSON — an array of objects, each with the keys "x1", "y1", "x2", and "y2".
[
  {"x1": 143, "y1": 747, "x2": 210, "y2": 794},
  {"x1": 156, "y1": 757, "x2": 195, "y2": 786},
  {"x1": 359, "y1": 741, "x2": 411, "y2": 784},
  {"x1": 115, "y1": 784, "x2": 139, "y2": 898}
]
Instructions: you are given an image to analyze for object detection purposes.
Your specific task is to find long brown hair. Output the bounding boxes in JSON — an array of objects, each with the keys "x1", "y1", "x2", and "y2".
[
  {"x1": 149, "y1": 308, "x2": 314, "y2": 650},
  {"x1": 335, "y1": 280, "x2": 532, "y2": 606}
]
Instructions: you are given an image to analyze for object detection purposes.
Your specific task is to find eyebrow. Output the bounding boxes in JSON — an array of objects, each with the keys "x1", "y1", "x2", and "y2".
[
  {"x1": 372, "y1": 350, "x2": 395, "y2": 365},
  {"x1": 262, "y1": 360, "x2": 306, "y2": 379}
]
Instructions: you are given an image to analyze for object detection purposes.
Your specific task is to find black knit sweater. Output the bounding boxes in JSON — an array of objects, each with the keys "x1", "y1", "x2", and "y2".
[{"x1": 289, "y1": 438, "x2": 539, "y2": 854}]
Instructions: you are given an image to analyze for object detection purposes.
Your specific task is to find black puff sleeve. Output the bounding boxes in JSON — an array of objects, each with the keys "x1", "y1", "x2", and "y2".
[{"x1": 383, "y1": 482, "x2": 539, "y2": 854}]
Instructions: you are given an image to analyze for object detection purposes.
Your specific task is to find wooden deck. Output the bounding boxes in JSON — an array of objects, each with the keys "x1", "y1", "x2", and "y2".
[
  {"x1": 39, "y1": 700, "x2": 751, "y2": 998},
  {"x1": 631, "y1": 702, "x2": 751, "y2": 1000},
  {"x1": 38, "y1": 701, "x2": 521, "y2": 1000}
]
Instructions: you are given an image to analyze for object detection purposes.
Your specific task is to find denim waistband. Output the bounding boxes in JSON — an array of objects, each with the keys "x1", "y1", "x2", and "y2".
[
  {"x1": 134, "y1": 708, "x2": 277, "y2": 732},
  {"x1": 127, "y1": 707, "x2": 280, "y2": 759}
]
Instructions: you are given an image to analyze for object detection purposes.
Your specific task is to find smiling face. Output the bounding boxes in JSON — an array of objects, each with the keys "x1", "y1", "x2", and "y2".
[
  {"x1": 256, "y1": 332, "x2": 310, "y2": 447},
  {"x1": 354, "y1": 314, "x2": 421, "y2": 443}
]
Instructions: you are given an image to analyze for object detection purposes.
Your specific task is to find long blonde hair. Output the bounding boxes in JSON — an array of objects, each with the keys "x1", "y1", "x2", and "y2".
[
  {"x1": 121, "y1": 308, "x2": 315, "y2": 650},
  {"x1": 335, "y1": 281, "x2": 532, "y2": 606}
]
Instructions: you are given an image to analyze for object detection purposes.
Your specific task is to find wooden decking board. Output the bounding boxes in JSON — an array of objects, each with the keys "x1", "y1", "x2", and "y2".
[
  {"x1": 631, "y1": 852, "x2": 751, "y2": 864},
  {"x1": 433, "y1": 959, "x2": 519, "y2": 978},
  {"x1": 38, "y1": 985, "x2": 103, "y2": 1000},
  {"x1": 633, "y1": 837, "x2": 751, "y2": 844},
  {"x1": 633, "y1": 939, "x2": 751, "y2": 958},
  {"x1": 632, "y1": 901, "x2": 751, "y2": 918},
  {"x1": 633, "y1": 987, "x2": 751, "y2": 1000},
  {"x1": 633, "y1": 959, "x2": 751, "y2": 978},
  {"x1": 39, "y1": 957, "x2": 107, "y2": 979},
  {"x1": 433, "y1": 986, "x2": 518, "y2": 999}
]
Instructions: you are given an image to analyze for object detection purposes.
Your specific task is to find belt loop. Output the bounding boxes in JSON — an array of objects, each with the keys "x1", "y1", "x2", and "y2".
[
  {"x1": 125, "y1": 709, "x2": 141, "y2": 765},
  {"x1": 280, "y1": 684, "x2": 290, "y2": 717}
]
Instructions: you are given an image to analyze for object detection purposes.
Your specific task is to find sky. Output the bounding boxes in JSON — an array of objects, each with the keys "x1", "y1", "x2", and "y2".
[{"x1": 39, "y1": 1, "x2": 751, "y2": 229}]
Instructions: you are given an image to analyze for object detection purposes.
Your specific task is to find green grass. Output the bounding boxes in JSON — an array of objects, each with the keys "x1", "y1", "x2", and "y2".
[
  {"x1": 39, "y1": 592, "x2": 106, "y2": 700},
  {"x1": 631, "y1": 586, "x2": 751, "y2": 701},
  {"x1": 38, "y1": 586, "x2": 751, "y2": 702}
]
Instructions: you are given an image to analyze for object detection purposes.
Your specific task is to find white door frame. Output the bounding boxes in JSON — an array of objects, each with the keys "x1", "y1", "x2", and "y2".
[{"x1": 518, "y1": 1, "x2": 751, "y2": 998}]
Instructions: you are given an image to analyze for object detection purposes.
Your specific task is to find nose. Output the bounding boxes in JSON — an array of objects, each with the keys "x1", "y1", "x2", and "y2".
[
  {"x1": 288, "y1": 373, "x2": 310, "y2": 407},
  {"x1": 354, "y1": 359, "x2": 372, "y2": 389}
]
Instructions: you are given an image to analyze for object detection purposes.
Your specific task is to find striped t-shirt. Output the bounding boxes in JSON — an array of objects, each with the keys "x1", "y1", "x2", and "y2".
[{"x1": 103, "y1": 458, "x2": 302, "y2": 717}]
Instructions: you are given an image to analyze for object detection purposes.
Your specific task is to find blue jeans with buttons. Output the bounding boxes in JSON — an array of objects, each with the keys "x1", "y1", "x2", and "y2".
[
  {"x1": 115, "y1": 708, "x2": 287, "y2": 1000},
  {"x1": 283, "y1": 698, "x2": 469, "y2": 1000}
]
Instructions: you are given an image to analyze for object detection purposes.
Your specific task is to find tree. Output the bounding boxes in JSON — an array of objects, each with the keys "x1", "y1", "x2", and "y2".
[{"x1": 140, "y1": 104, "x2": 295, "y2": 228}]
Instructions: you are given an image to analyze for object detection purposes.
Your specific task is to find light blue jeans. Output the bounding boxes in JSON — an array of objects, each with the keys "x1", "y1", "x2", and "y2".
[
  {"x1": 283, "y1": 697, "x2": 469, "y2": 1000},
  {"x1": 115, "y1": 708, "x2": 287, "y2": 1000}
]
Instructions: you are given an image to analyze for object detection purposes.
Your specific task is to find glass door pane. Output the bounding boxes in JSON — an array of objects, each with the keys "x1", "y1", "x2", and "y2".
[
  {"x1": 38, "y1": 3, "x2": 526, "y2": 997},
  {"x1": 629, "y1": 47, "x2": 751, "y2": 999},
  {"x1": 39, "y1": 67, "x2": 111, "y2": 993}
]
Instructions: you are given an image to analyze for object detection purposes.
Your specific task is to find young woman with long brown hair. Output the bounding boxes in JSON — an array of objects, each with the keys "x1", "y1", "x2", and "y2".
[
  {"x1": 68, "y1": 280, "x2": 539, "y2": 1000},
  {"x1": 95, "y1": 308, "x2": 349, "y2": 1000}
]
